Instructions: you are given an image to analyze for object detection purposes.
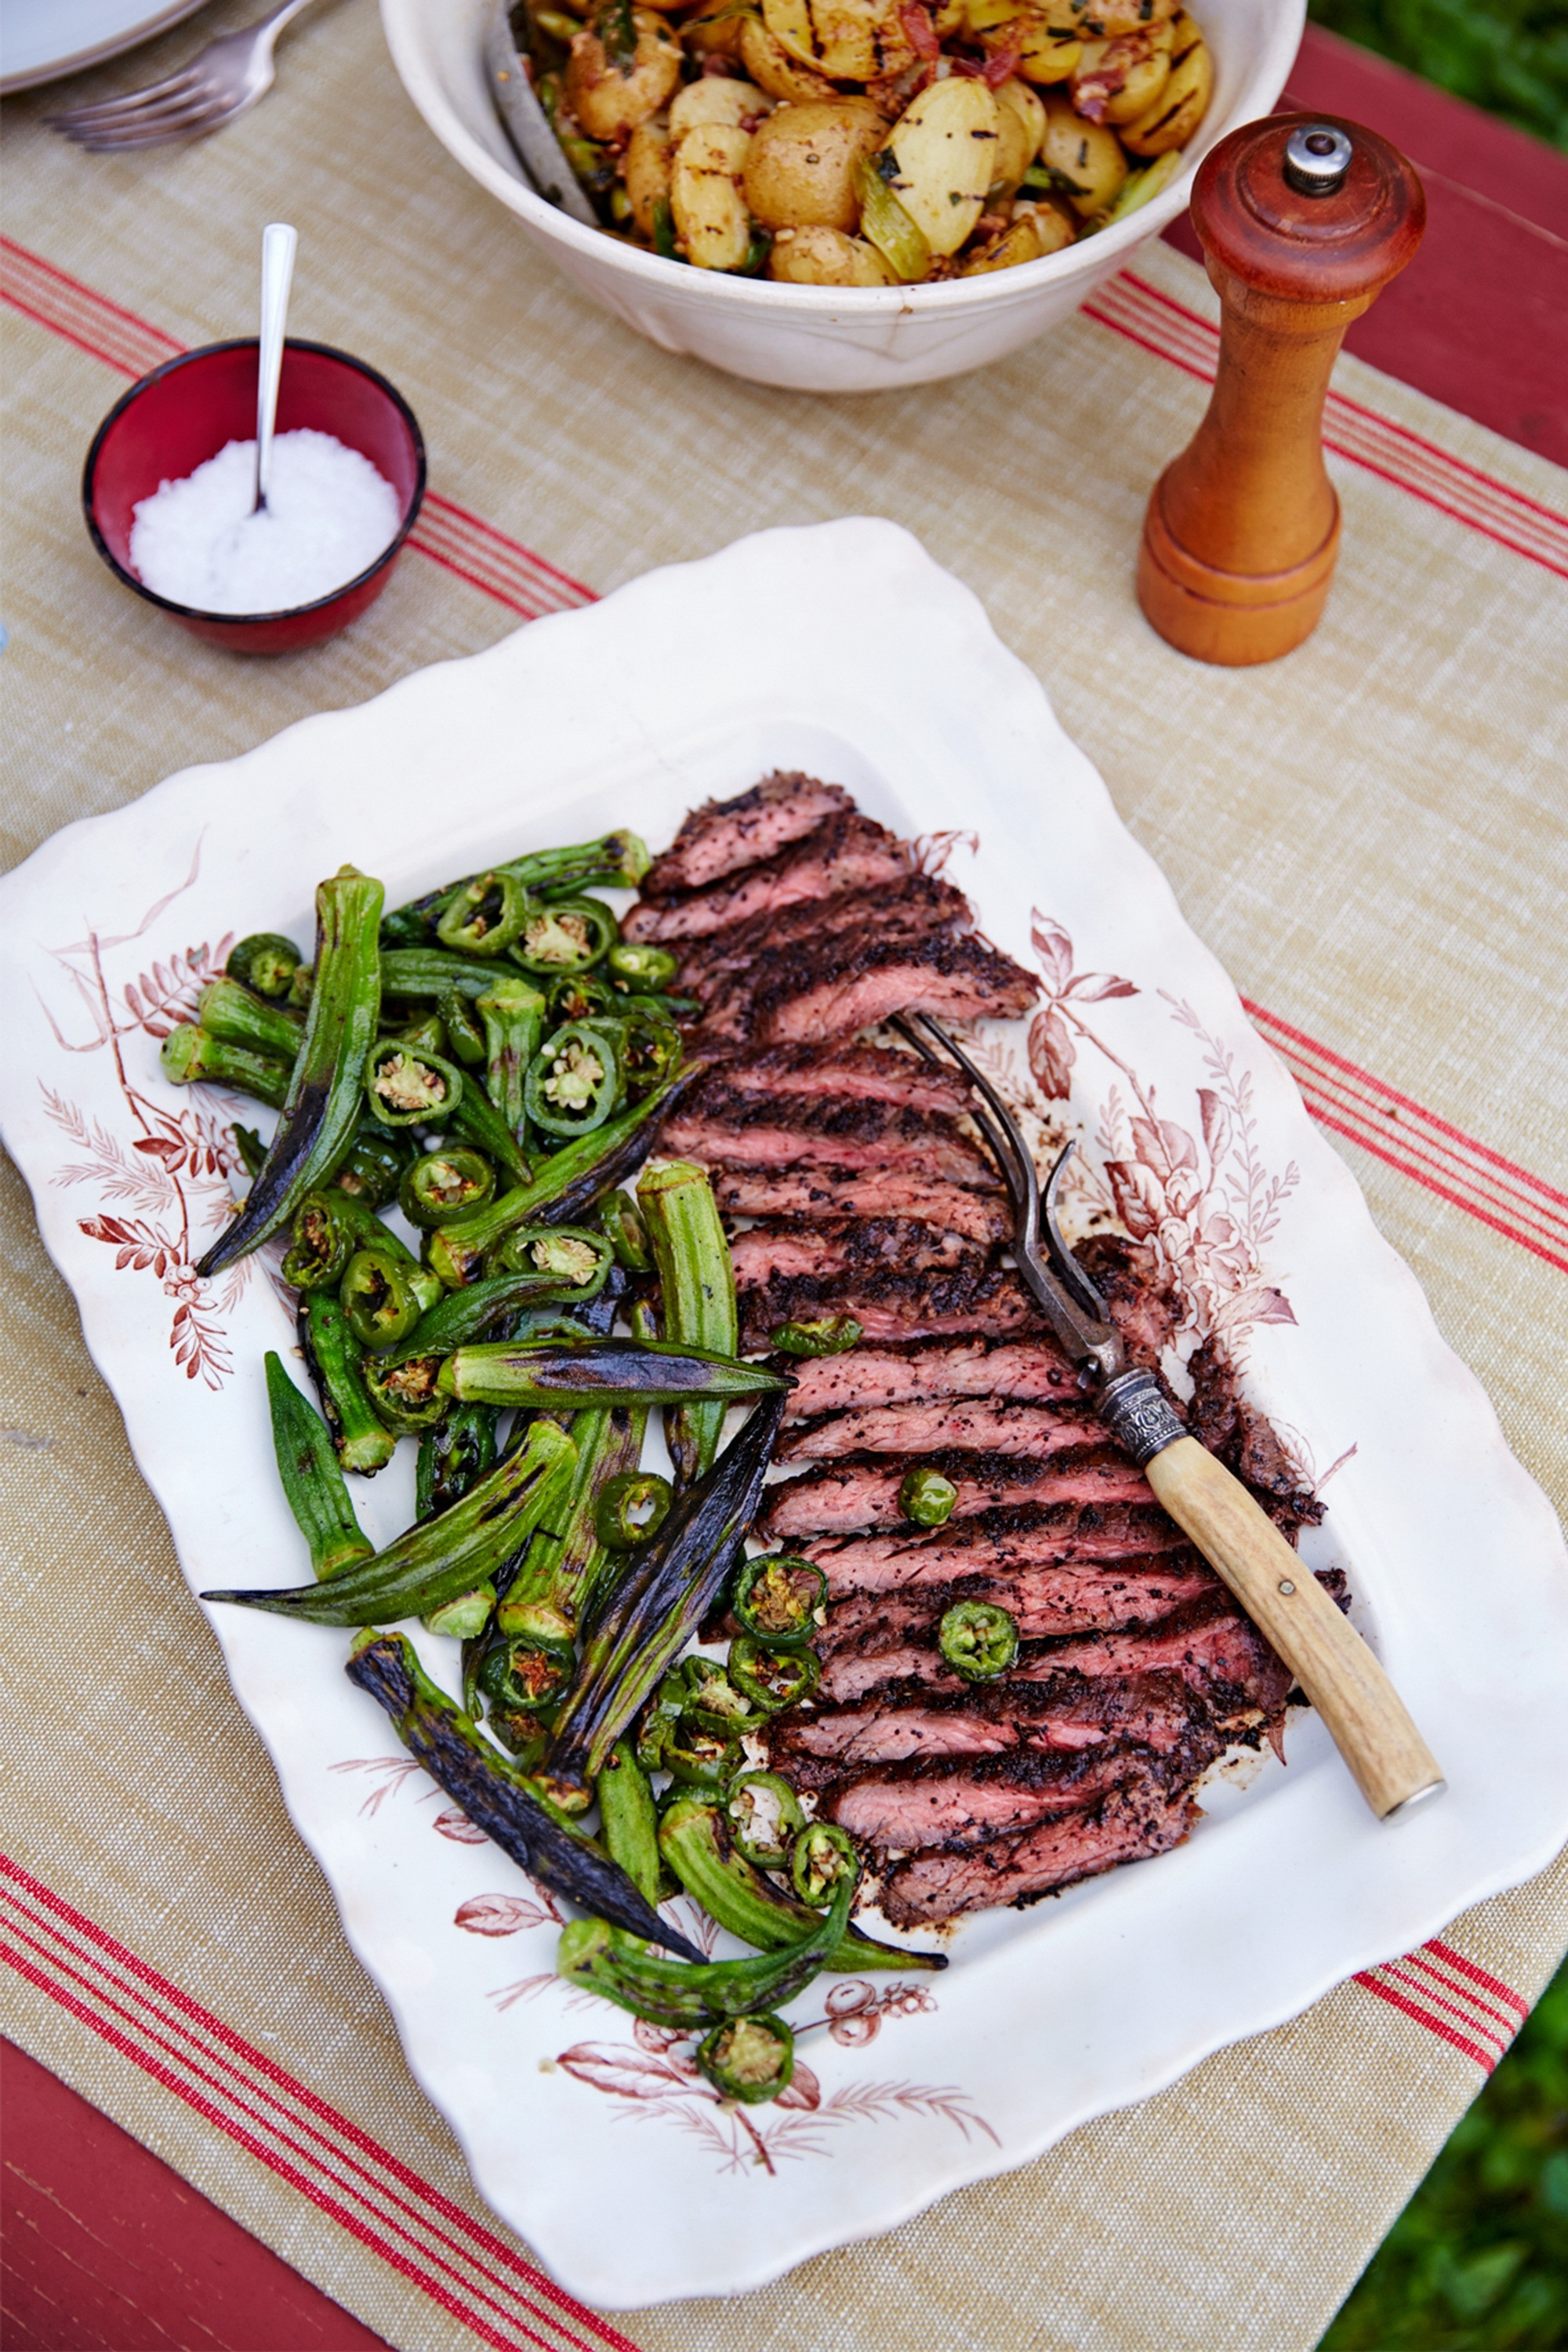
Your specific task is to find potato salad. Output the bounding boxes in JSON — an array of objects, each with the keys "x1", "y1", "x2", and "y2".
[{"x1": 514, "y1": 0, "x2": 1214, "y2": 283}]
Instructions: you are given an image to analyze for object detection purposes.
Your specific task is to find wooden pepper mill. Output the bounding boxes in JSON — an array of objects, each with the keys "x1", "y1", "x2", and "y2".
[{"x1": 1138, "y1": 114, "x2": 1425, "y2": 666}]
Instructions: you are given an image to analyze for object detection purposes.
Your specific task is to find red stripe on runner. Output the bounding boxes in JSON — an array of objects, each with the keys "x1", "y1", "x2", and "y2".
[
  {"x1": 1423, "y1": 1940, "x2": 1533, "y2": 2016},
  {"x1": 0, "y1": 1857, "x2": 640, "y2": 2352},
  {"x1": 1398, "y1": 1956, "x2": 1523, "y2": 2042},
  {"x1": 1379, "y1": 1963, "x2": 1515, "y2": 2056},
  {"x1": 1353, "y1": 1973, "x2": 1501, "y2": 2072}
]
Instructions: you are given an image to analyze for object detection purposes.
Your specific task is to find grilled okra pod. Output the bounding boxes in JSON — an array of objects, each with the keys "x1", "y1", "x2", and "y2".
[
  {"x1": 477, "y1": 979, "x2": 546, "y2": 1145},
  {"x1": 659, "y1": 1798, "x2": 942, "y2": 1973},
  {"x1": 197, "y1": 867, "x2": 384, "y2": 1278},
  {"x1": 384, "y1": 1258, "x2": 612, "y2": 1377},
  {"x1": 263, "y1": 1351, "x2": 374, "y2": 1581},
  {"x1": 197, "y1": 979, "x2": 304, "y2": 1062},
  {"x1": 497, "y1": 1403, "x2": 644, "y2": 1647},
  {"x1": 345, "y1": 1632, "x2": 702, "y2": 1960},
  {"x1": 437, "y1": 1336, "x2": 789, "y2": 1410},
  {"x1": 416, "y1": 1402, "x2": 498, "y2": 1519},
  {"x1": 637, "y1": 1160, "x2": 739, "y2": 1484},
  {"x1": 162, "y1": 1025, "x2": 292, "y2": 1110},
  {"x1": 379, "y1": 832, "x2": 650, "y2": 950},
  {"x1": 297, "y1": 1289, "x2": 397, "y2": 1477},
  {"x1": 202, "y1": 1418, "x2": 576, "y2": 1625},
  {"x1": 227, "y1": 933, "x2": 303, "y2": 1000},
  {"x1": 596, "y1": 1737, "x2": 662, "y2": 1909}
]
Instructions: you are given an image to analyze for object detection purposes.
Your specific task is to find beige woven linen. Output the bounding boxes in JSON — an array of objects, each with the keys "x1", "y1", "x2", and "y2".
[{"x1": 3, "y1": 2, "x2": 1567, "y2": 2344}]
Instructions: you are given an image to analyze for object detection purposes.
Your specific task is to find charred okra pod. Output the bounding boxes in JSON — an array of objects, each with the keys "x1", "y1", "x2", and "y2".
[
  {"x1": 379, "y1": 949, "x2": 496, "y2": 1000},
  {"x1": 659, "y1": 1798, "x2": 942, "y2": 1973},
  {"x1": 496, "y1": 1402, "x2": 644, "y2": 1648},
  {"x1": 197, "y1": 979, "x2": 304, "y2": 1062},
  {"x1": 202, "y1": 1418, "x2": 575, "y2": 1625},
  {"x1": 437, "y1": 1336, "x2": 789, "y2": 1410},
  {"x1": 637, "y1": 1160, "x2": 738, "y2": 1485},
  {"x1": 380, "y1": 832, "x2": 650, "y2": 950},
  {"x1": 416, "y1": 1401, "x2": 498, "y2": 1519},
  {"x1": 540, "y1": 1392, "x2": 786, "y2": 1805},
  {"x1": 263, "y1": 1350, "x2": 374, "y2": 1581},
  {"x1": 297, "y1": 1289, "x2": 397, "y2": 1477},
  {"x1": 477, "y1": 979, "x2": 546, "y2": 1144},
  {"x1": 345, "y1": 1632, "x2": 701, "y2": 1960},
  {"x1": 162, "y1": 1025, "x2": 292, "y2": 1111},
  {"x1": 384, "y1": 1255, "x2": 612, "y2": 1377},
  {"x1": 595, "y1": 1737, "x2": 662, "y2": 1909},
  {"x1": 197, "y1": 867, "x2": 384, "y2": 1278}
]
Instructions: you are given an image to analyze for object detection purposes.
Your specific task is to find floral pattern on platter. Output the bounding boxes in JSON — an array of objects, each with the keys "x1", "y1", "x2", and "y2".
[{"x1": 34, "y1": 852, "x2": 284, "y2": 1389}]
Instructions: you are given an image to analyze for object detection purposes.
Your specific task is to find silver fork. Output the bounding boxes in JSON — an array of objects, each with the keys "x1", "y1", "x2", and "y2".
[{"x1": 48, "y1": 0, "x2": 322, "y2": 153}]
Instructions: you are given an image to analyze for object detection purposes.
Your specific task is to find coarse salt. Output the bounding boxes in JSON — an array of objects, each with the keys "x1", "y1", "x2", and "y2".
[{"x1": 129, "y1": 429, "x2": 401, "y2": 615}]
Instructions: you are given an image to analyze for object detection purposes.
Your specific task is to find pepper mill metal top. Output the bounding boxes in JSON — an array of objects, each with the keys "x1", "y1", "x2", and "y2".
[{"x1": 1136, "y1": 112, "x2": 1425, "y2": 667}]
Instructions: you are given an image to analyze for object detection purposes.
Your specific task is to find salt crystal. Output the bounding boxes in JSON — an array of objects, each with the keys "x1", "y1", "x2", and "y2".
[{"x1": 129, "y1": 428, "x2": 401, "y2": 616}]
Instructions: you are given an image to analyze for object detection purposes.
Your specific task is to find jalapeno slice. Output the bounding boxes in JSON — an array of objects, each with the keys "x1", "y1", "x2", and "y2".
[
  {"x1": 697, "y1": 2013, "x2": 794, "y2": 2106},
  {"x1": 635, "y1": 1670, "x2": 687, "y2": 1773},
  {"x1": 435, "y1": 869, "x2": 526, "y2": 958},
  {"x1": 332, "y1": 1121, "x2": 412, "y2": 1207},
  {"x1": 341, "y1": 1245, "x2": 431, "y2": 1354},
  {"x1": 900, "y1": 1466, "x2": 958, "y2": 1527},
  {"x1": 615, "y1": 1011, "x2": 683, "y2": 1102},
  {"x1": 595, "y1": 1469, "x2": 673, "y2": 1551},
  {"x1": 524, "y1": 1021, "x2": 622, "y2": 1141},
  {"x1": 484, "y1": 1224, "x2": 613, "y2": 1298},
  {"x1": 361, "y1": 1351, "x2": 449, "y2": 1432},
  {"x1": 724, "y1": 1772, "x2": 807, "y2": 1871},
  {"x1": 662, "y1": 1726, "x2": 743, "y2": 1790},
  {"x1": 400, "y1": 1149, "x2": 496, "y2": 1229},
  {"x1": 364, "y1": 1040, "x2": 465, "y2": 1130},
  {"x1": 388, "y1": 1010, "x2": 446, "y2": 1059},
  {"x1": 769, "y1": 1315, "x2": 863, "y2": 1359},
  {"x1": 548, "y1": 972, "x2": 618, "y2": 1025},
  {"x1": 791, "y1": 1821, "x2": 858, "y2": 1906},
  {"x1": 439, "y1": 987, "x2": 488, "y2": 1065},
  {"x1": 227, "y1": 931, "x2": 303, "y2": 1000},
  {"x1": 606, "y1": 940, "x2": 679, "y2": 993},
  {"x1": 729, "y1": 1635, "x2": 819, "y2": 1714},
  {"x1": 731, "y1": 1555, "x2": 825, "y2": 1650},
  {"x1": 681, "y1": 1656, "x2": 753, "y2": 1736},
  {"x1": 510, "y1": 896, "x2": 617, "y2": 976},
  {"x1": 477, "y1": 1637, "x2": 573, "y2": 1717},
  {"x1": 938, "y1": 1599, "x2": 1018, "y2": 1682}
]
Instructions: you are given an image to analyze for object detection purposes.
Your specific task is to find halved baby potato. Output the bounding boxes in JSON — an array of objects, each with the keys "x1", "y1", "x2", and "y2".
[
  {"x1": 669, "y1": 76, "x2": 770, "y2": 136},
  {"x1": 624, "y1": 115, "x2": 673, "y2": 236},
  {"x1": 769, "y1": 223, "x2": 895, "y2": 282},
  {"x1": 990, "y1": 76, "x2": 1046, "y2": 195},
  {"x1": 1070, "y1": 24, "x2": 1173, "y2": 125},
  {"x1": 565, "y1": 9, "x2": 682, "y2": 140},
  {"x1": 739, "y1": 15, "x2": 837, "y2": 100},
  {"x1": 744, "y1": 96, "x2": 887, "y2": 231},
  {"x1": 761, "y1": 0, "x2": 913, "y2": 85},
  {"x1": 670, "y1": 121, "x2": 754, "y2": 267},
  {"x1": 877, "y1": 76, "x2": 1000, "y2": 257},
  {"x1": 1120, "y1": 13, "x2": 1211, "y2": 154},
  {"x1": 1040, "y1": 95, "x2": 1127, "y2": 213}
]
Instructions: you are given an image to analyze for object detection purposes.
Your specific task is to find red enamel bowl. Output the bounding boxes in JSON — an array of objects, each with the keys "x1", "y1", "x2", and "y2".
[{"x1": 82, "y1": 339, "x2": 426, "y2": 655}]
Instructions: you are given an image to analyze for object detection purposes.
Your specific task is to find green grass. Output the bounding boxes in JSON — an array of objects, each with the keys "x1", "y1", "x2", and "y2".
[
  {"x1": 1307, "y1": 0, "x2": 1568, "y2": 150},
  {"x1": 1319, "y1": 1955, "x2": 1568, "y2": 2349}
]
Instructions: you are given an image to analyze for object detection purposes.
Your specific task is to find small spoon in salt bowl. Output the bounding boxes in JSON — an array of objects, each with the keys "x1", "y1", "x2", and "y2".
[{"x1": 252, "y1": 221, "x2": 297, "y2": 517}]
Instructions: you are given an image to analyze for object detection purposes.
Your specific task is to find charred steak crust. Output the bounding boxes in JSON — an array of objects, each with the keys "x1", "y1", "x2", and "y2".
[
  {"x1": 641, "y1": 773, "x2": 855, "y2": 898},
  {"x1": 710, "y1": 1167, "x2": 1012, "y2": 1244},
  {"x1": 622, "y1": 811, "x2": 911, "y2": 943}
]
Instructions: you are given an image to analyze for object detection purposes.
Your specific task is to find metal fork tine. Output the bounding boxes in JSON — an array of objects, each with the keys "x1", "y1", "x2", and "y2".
[
  {"x1": 49, "y1": 71, "x2": 199, "y2": 123},
  {"x1": 53, "y1": 85, "x2": 217, "y2": 137},
  {"x1": 891, "y1": 1014, "x2": 1025, "y2": 1206},
  {"x1": 64, "y1": 99, "x2": 228, "y2": 149}
]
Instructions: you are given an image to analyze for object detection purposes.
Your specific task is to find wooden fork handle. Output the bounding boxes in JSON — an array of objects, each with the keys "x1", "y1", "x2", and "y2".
[{"x1": 1142, "y1": 1438, "x2": 1444, "y2": 1820}]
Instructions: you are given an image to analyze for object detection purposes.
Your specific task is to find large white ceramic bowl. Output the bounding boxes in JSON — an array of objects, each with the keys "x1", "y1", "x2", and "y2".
[{"x1": 381, "y1": 0, "x2": 1303, "y2": 393}]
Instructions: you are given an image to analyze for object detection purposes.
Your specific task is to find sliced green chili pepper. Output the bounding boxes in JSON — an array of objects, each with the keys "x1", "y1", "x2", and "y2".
[
  {"x1": 662, "y1": 1795, "x2": 942, "y2": 1973},
  {"x1": 596, "y1": 1739, "x2": 662, "y2": 1910},
  {"x1": 361, "y1": 1352, "x2": 450, "y2": 1433},
  {"x1": 723, "y1": 1773, "x2": 804, "y2": 1871},
  {"x1": 681, "y1": 1655, "x2": 753, "y2": 1736},
  {"x1": 297, "y1": 1289, "x2": 396, "y2": 1476},
  {"x1": 382, "y1": 833, "x2": 649, "y2": 950},
  {"x1": 197, "y1": 868, "x2": 384, "y2": 1279},
  {"x1": 597, "y1": 1190, "x2": 652, "y2": 1272},
  {"x1": 792, "y1": 1821, "x2": 858, "y2": 1906},
  {"x1": 698, "y1": 2014, "x2": 793, "y2": 2105},
  {"x1": 635, "y1": 1670, "x2": 687, "y2": 1773},
  {"x1": 541, "y1": 1392, "x2": 786, "y2": 1806},
  {"x1": 901, "y1": 1465, "x2": 957, "y2": 1527},
  {"x1": 205, "y1": 1418, "x2": 575, "y2": 1625},
  {"x1": 438, "y1": 987, "x2": 487, "y2": 1066},
  {"x1": 547, "y1": 972, "x2": 616, "y2": 1025},
  {"x1": 440, "y1": 1338, "x2": 783, "y2": 1412},
  {"x1": 483, "y1": 1225, "x2": 614, "y2": 1296},
  {"x1": 197, "y1": 979, "x2": 303, "y2": 1062},
  {"x1": 400, "y1": 1149, "x2": 495, "y2": 1230},
  {"x1": 162, "y1": 1024, "x2": 291, "y2": 1110},
  {"x1": 232, "y1": 1123, "x2": 268, "y2": 1178},
  {"x1": 288, "y1": 962, "x2": 314, "y2": 1009},
  {"x1": 388, "y1": 1009, "x2": 446, "y2": 1059},
  {"x1": 555, "y1": 1842, "x2": 855, "y2": 2027},
  {"x1": 477, "y1": 1635, "x2": 572, "y2": 1716},
  {"x1": 448, "y1": 1073, "x2": 533, "y2": 1189},
  {"x1": 417, "y1": 1401, "x2": 498, "y2": 1519},
  {"x1": 732, "y1": 1555, "x2": 825, "y2": 1650},
  {"x1": 511, "y1": 897, "x2": 616, "y2": 977},
  {"x1": 424, "y1": 1584, "x2": 496, "y2": 1639},
  {"x1": 938, "y1": 1599, "x2": 1019, "y2": 1682},
  {"x1": 637, "y1": 1159, "x2": 738, "y2": 1485},
  {"x1": 341, "y1": 1244, "x2": 442, "y2": 1353},
  {"x1": 729, "y1": 1635, "x2": 819, "y2": 1715},
  {"x1": 524, "y1": 1022, "x2": 621, "y2": 1140},
  {"x1": 426, "y1": 1073, "x2": 687, "y2": 1287},
  {"x1": 477, "y1": 979, "x2": 546, "y2": 1144},
  {"x1": 663, "y1": 1726, "x2": 742, "y2": 1789},
  {"x1": 606, "y1": 941, "x2": 678, "y2": 993},
  {"x1": 436, "y1": 870, "x2": 527, "y2": 958},
  {"x1": 227, "y1": 932, "x2": 303, "y2": 1000},
  {"x1": 379, "y1": 949, "x2": 495, "y2": 1001},
  {"x1": 263, "y1": 1350, "x2": 374, "y2": 1581},
  {"x1": 281, "y1": 1187, "x2": 390, "y2": 1291},
  {"x1": 497, "y1": 1401, "x2": 644, "y2": 1648},
  {"x1": 769, "y1": 1315, "x2": 863, "y2": 1359},
  {"x1": 594, "y1": 1468, "x2": 673, "y2": 1549},
  {"x1": 331, "y1": 1120, "x2": 412, "y2": 1207},
  {"x1": 615, "y1": 1011, "x2": 682, "y2": 1102},
  {"x1": 345, "y1": 1632, "x2": 701, "y2": 1959},
  {"x1": 363, "y1": 1040, "x2": 462, "y2": 1130}
]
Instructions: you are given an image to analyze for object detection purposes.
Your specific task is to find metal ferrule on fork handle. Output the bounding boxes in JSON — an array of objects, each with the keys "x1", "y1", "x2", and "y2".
[{"x1": 1098, "y1": 1368, "x2": 1191, "y2": 1468}]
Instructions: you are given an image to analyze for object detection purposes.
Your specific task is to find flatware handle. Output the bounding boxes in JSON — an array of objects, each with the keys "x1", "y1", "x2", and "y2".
[{"x1": 1143, "y1": 1436, "x2": 1444, "y2": 1820}]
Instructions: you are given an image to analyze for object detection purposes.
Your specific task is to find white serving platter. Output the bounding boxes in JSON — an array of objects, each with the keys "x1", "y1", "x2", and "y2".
[{"x1": 2, "y1": 521, "x2": 1566, "y2": 2309}]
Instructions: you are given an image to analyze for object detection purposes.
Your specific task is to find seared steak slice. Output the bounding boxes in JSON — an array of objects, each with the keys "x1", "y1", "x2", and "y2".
[
  {"x1": 622, "y1": 812, "x2": 910, "y2": 942},
  {"x1": 804, "y1": 1508, "x2": 1197, "y2": 1598},
  {"x1": 714, "y1": 1040, "x2": 973, "y2": 1117},
  {"x1": 816, "y1": 1556, "x2": 1220, "y2": 1653},
  {"x1": 823, "y1": 1748, "x2": 1140, "y2": 1849},
  {"x1": 678, "y1": 876, "x2": 970, "y2": 1003},
  {"x1": 731, "y1": 1219, "x2": 981, "y2": 1289},
  {"x1": 711, "y1": 1167, "x2": 1011, "y2": 1245},
  {"x1": 779, "y1": 1396, "x2": 1110, "y2": 1461},
  {"x1": 1041, "y1": 1593, "x2": 1291, "y2": 1719},
  {"x1": 763, "y1": 1450, "x2": 1150, "y2": 1537},
  {"x1": 880, "y1": 1779, "x2": 1196, "y2": 1927},
  {"x1": 771, "y1": 1671, "x2": 1211, "y2": 1773},
  {"x1": 783, "y1": 1338, "x2": 1077, "y2": 1421},
  {"x1": 739, "y1": 1265, "x2": 1048, "y2": 1348},
  {"x1": 664, "y1": 1084, "x2": 996, "y2": 1188},
  {"x1": 750, "y1": 929, "x2": 1038, "y2": 1047},
  {"x1": 641, "y1": 774, "x2": 854, "y2": 897}
]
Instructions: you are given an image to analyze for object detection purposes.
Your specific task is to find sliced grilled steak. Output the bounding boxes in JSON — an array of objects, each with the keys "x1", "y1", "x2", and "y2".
[
  {"x1": 763, "y1": 1450, "x2": 1150, "y2": 1537},
  {"x1": 782, "y1": 1338, "x2": 1078, "y2": 1420},
  {"x1": 677, "y1": 876, "x2": 970, "y2": 1004},
  {"x1": 749, "y1": 929, "x2": 1038, "y2": 1048},
  {"x1": 739, "y1": 1265, "x2": 1049, "y2": 1349},
  {"x1": 822, "y1": 1747, "x2": 1142, "y2": 1849},
  {"x1": 714, "y1": 1040, "x2": 973, "y2": 1116},
  {"x1": 711, "y1": 1167, "x2": 1011, "y2": 1245},
  {"x1": 771, "y1": 1671, "x2": 1211, "y2": 1775},
  {"x1": 622, "y1": 812, "x2": 910, "y2": 942},
  {"x1": 1040, "y1": 1593, "x2": 1291, "y2": 1719},
  {"x1": 664, "y1": 1083, "x2": 996, "y2": 1187},
  {"x1": 816, "y1": 1556, "x2": 1220, "y2": 1654},
  {"x1": 880, "y1": 1779, "x2": 1196, "y2": 1927},
  {"x1": 730, "y1": 1219, "x2": 981, "y2": 1289},
  {"x1": 804, "y1": 1508, "x2": 1197, "y2": 1599},
  {"x1": 641, "y1": 774, "x2": 855, "y2": 898},
  {"x1": 779, "y1": 1396, "x2": 1111, "y2": 1461}
]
